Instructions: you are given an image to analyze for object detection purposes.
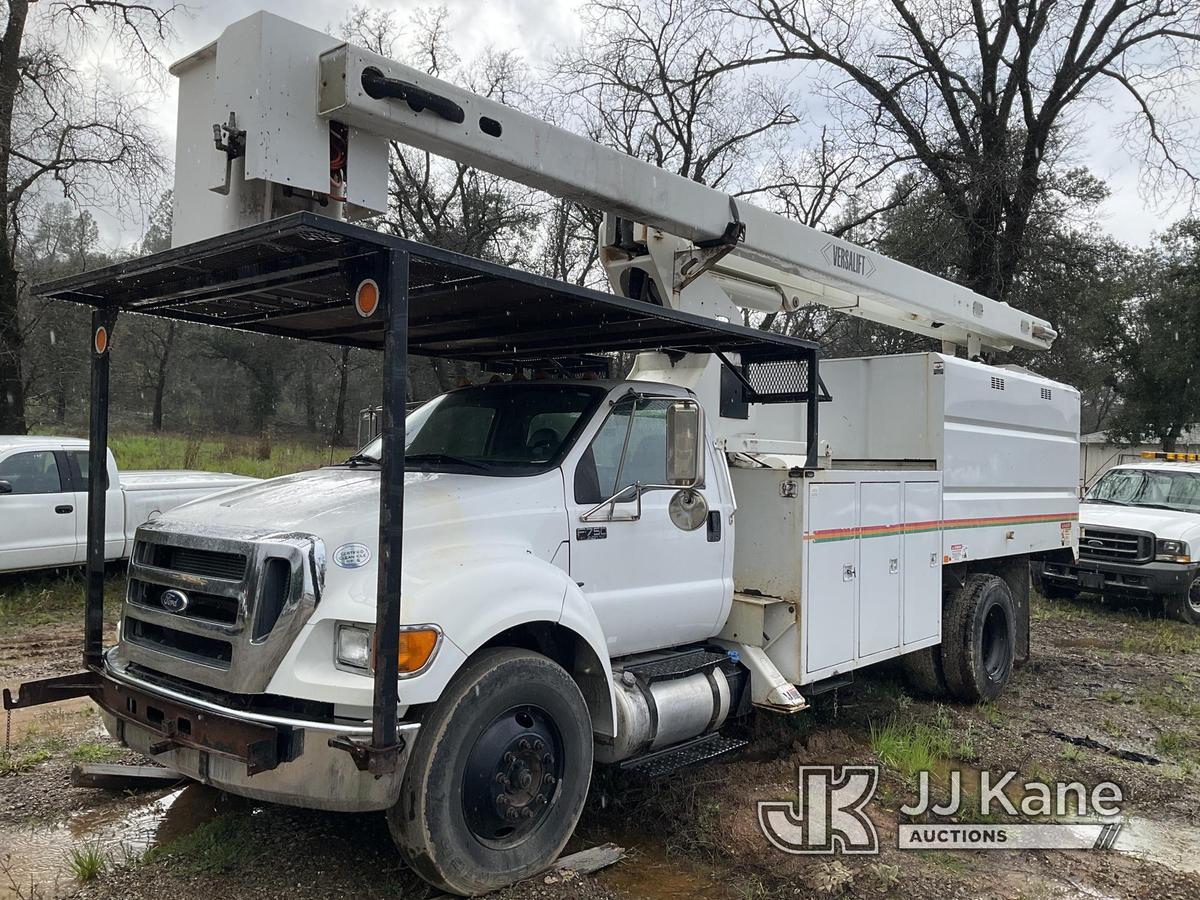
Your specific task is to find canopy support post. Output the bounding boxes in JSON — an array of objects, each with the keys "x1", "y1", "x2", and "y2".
[
  {"x1": 84, "y1": 308, "x2": 117, "y2": 670},
  {"x1": 330, "y1": 248, "x2": 409, "y2": 776}
]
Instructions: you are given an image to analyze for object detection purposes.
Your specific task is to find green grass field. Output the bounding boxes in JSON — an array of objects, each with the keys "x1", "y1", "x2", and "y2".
[{"x1": 107, "y1": 433, "x2": 356, "y2": 479}]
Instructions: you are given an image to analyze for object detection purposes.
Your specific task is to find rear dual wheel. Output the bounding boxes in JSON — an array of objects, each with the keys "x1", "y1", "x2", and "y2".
[
  {"x1": 388, "y1": 648, "x2": 593, "y2": 897},
  {"x1": 902, "y1": 573, "x2": 1016, "y2": 704}
]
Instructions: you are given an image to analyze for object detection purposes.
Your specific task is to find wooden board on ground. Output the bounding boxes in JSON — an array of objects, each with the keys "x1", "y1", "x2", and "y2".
[{"x1": 70, "y1": 762, "x2": 185, "y2": 790}]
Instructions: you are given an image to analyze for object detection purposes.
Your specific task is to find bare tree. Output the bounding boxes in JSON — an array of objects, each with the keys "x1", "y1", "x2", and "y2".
[
  {"x1": 0, "y1": 0, "x2": 177, "y2": 433},
  {"x1": 555, "y1": 0, "x2": 800, "y2": 192},
  {"x1": 342, "y1": 5, "x2": 544, "y2": 396},
  {"x1": 721, "y1": 0, "x2": 1200, "y2": 300},
  {"x1": 550, "y1": 0, "x2": 904, "y2": 310}
]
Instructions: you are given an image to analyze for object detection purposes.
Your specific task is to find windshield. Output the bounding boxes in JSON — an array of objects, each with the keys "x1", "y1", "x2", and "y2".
[
  {"x1": 356, "y1": 383, "x2": 607, "y2": 475},
  {"x1": 1085, "y1": 468, "x2": 1200, "y2": 513}
]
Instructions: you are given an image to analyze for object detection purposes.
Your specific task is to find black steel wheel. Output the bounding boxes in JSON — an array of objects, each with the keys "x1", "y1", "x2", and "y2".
[
  {"x1": 388, "y1": 647, "x2": 593, "y2": 896},
  {"x1": 461, "y1": 704, "x2": 565, "y2": 847},
  {"x1": 942, "y1": 573, "x2": 1016, "y2": 704}
]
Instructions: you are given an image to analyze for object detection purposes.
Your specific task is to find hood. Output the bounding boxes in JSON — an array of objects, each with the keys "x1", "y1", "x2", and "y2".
[
  {"x1": 163, "y1": 466, "x2": 568, "y2": 562},
  {"x1": 1080, "y1": 501, "x2": 1200, "y2": 543}
]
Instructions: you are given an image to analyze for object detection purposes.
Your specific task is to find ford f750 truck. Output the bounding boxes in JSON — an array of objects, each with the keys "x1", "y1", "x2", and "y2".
[{"x1": 5, "y1": 13, "x2": 1081, "y2": 896}]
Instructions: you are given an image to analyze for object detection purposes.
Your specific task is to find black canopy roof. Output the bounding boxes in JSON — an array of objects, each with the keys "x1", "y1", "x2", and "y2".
[{"x1": 35, "y1": 213, "x2": 817, "y2": 366}]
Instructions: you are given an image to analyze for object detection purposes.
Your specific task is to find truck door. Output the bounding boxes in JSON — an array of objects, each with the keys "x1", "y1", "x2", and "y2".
[
  {"x1": 0, "y1": 448, "x2": 77, "y2": 570},
  {"x1": 566, "y1": 395, "x2": 728, "y2": 657},
  {"x1": 66, "y1": 450, "x2": 125, "y2": 562}
]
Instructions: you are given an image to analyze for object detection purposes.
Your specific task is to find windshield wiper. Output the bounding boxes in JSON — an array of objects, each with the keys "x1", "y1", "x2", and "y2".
[
  {"x1": 1083, "y1": 498, "x2": 1131, "y2": 506},
  {"x1": 405, "y1": 452, "x2": 489, "y2": 472},
  {"x1": 343, "y1": 453, "x2": 380, "y2": 467}
]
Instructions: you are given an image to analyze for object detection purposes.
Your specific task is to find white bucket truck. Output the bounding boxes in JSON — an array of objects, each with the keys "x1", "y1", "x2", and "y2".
[{"x1": 6, "y1": 13, "x2": 1080, "y2": 896}]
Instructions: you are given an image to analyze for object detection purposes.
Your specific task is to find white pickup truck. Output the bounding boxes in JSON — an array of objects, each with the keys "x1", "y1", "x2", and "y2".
[
  {"x1": 1037, "y1": 457, "x2": 1200, "y2": 624},
  {"x1": 0, "y1": 436, "x2": 257, "y2": 573}
]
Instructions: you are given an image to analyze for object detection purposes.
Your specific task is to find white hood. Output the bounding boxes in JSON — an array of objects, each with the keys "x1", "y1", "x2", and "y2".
[
  {"x1": 163, "y1": 465, "x2": 569, "y2": 568},
  {"x1": 1080, "y1": 501, "x2": 1200, "y2": 545}
]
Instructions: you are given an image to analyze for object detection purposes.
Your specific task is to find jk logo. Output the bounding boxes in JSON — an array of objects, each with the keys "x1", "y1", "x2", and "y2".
[{"x1": 758, "y1": 765, "x2": 880, "y2": 854}]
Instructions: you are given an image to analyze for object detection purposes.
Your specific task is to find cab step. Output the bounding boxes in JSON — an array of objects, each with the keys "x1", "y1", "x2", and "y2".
[
  {"x1": 619, "y1": 732, "x2": 748, "y2": 778},
  {"x1": 621, "y1": 648, "x2": 729, "y2": 684}
]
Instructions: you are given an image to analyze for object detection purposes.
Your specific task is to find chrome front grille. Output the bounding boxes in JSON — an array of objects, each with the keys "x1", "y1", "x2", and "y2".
[
  {"x1": 1079, "y1": 526, "x2": 1153, "y2": 564},
  {"x1": 118, "y1": 522, "x2": 324, "y2": 693},
  {"x1": 139, "y1": 543, "x2": 248, "y2": 580}
]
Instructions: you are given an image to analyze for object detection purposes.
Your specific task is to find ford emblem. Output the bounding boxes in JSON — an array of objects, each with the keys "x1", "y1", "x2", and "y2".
[
  {"x1": 333, "y1": 543, "x2": 371, "y2": 569},
  {"x1": 160, "y1": 589, "x2": 190, "y2": 613}
]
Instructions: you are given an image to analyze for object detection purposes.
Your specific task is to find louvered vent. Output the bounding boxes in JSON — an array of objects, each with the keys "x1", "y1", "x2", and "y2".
[{"x1": 990, "y1": 376, "x2": 1005, "y2": 391}]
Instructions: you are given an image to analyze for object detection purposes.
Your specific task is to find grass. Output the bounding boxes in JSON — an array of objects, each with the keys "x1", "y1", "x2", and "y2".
[
  {"x1": 0, "y1": 569, "x2": 124, "y2": 629},
  {"x1": 869, "y1": 715, "x2": 957, "y2": 779},
  {"x1": 1154, "y1": 729, "x2": 1192, "y2": 760},
  {"x1": 144, "y1": 813, "x2": 258, "y2": 874},
  {"x1": 0, "y1": 747, "x2": 52, "y2": 775},
  {"x1": 1033, "y1": 592, "x2": 1200, "y2": 654},
  {"x1": 65, "y1": 841, "x2": 107, "y2": 882},
  {"x1": 68, "y1": 741, "x2": 123, "y2": 764},
  {"x1": 106, "y1": 432, "x2": 355, "y2": 480}
]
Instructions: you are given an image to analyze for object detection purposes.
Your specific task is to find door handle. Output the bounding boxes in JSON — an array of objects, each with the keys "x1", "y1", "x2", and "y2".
[{"x1": 55, "y1": 504, "x2": 73, "y2": 514}]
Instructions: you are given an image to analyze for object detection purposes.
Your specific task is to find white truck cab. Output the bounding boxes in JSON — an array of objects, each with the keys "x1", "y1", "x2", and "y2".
[{"x1": 1038, "y1": 458, "x2": 1200, "y2": 624}]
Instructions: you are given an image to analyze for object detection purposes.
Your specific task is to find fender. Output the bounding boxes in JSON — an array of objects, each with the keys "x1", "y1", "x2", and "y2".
[{"x1": 400, "y1": 548, "x2": 617, "y2": 736}]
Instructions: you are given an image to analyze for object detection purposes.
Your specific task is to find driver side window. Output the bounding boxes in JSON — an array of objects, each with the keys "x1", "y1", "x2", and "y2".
[
  {"x1": 0, "y1": 450, "x2": 64, "y2": 495},
  {"x1": 574, "y1": 399, "x2": 669, "y2": 504}
]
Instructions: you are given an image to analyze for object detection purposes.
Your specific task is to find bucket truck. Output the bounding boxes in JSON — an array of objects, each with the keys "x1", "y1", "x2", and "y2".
[{"x1": 5, "y1": 12, "x2": 1079, "y2": 896}]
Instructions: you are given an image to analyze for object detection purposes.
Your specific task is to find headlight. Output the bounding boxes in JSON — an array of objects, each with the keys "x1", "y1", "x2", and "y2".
[
  {"x1": 1155, "y1": 539, "x2": 1191, "y2": 563},
  {"x1": 335, "y1": 623, "x2": 373, "y2": 672},
  {"x1": 334, "y1": 622, "x2": 441, "y2": 675}
]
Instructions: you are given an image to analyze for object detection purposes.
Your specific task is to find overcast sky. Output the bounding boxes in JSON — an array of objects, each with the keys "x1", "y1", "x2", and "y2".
[{"x1": 82, "y1": 0, "x2": 1192, "y2": 251}]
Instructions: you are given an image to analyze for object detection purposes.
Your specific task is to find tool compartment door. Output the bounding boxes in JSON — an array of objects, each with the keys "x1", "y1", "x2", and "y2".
[
  {"x1": 804, "y1": 481, "x2": 857, "y2": 675},
  {"x1": 858, "y1": 482, "x2": 902, "y2": 658},
  {"x1": 902, "y1": 481, "x2": 942, "y2": 645}
]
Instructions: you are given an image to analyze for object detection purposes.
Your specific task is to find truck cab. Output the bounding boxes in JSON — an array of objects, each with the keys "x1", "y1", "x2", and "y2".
[
  {"x1": 111, "y1": 379, "x2": 731, "y2": 723},
  {"x1": 1038, "y1": 458, "x2": 1200, "y2": 624}
]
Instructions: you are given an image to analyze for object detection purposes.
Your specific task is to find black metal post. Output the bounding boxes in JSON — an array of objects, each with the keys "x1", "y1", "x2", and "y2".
[
  {"x1": 805, "y1": 352, "x2": 820, "y2": 471},
  {"x1": 371, "y1": 249, "x2": 409, "y2": 770},
  {"x1": 84, "y1": 308, "x2": 117, "y2": 669}
]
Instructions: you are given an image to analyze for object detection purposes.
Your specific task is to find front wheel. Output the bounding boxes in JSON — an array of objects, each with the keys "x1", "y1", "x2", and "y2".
[
  {"x1": 1166, "y1": 575, "x2": 1200, "y2": 625},
  {"x1": 388, "y1": 647, "x2": 593, "y2": 896}
]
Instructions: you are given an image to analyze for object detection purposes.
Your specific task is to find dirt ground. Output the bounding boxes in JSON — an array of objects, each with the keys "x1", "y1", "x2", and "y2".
[{"x1": 3, "y1": 569, "x2": 1200, "y2": 900}]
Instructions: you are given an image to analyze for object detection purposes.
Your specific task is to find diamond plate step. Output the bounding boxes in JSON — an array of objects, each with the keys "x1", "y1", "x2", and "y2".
[
  {"x1": 619, "y1": 732, "x2": 749, "y2": 778},
  {"x1": 621, "y1": 648, "x2": 728, "y2": 684}
]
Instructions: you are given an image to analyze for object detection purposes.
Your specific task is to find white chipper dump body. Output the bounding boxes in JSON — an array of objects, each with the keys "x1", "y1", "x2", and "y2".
[{"x1": 7, "y1": 11, "x2": 1079, "y2": 896}]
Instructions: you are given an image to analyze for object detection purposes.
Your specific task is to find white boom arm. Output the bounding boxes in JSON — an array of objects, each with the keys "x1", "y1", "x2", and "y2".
[{"x1": 172, "y1": 13, "x2": 1055, "y2": 353}]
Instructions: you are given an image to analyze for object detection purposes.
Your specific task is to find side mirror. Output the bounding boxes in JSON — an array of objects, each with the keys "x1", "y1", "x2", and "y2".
[
  {"x1": 0, "y1": 480, "x2": 12, "y2": 495},
  {"x1": 666, "y1": 401, "x2": 704, "y2": 487}
]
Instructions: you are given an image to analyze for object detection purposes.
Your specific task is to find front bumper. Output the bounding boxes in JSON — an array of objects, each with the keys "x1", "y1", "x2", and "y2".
[
  {"x1": 8, "y1": 654, "x2": 417, "y2": 813},
  {"x1": 1038, "y1": 557, "x2": 1199, "y2": 600}
]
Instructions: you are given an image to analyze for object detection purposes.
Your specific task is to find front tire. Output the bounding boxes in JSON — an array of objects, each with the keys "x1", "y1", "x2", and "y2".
[
  {"x1": 942, "y1": 574, "x2": 1016, "y2": 704},
  {"x1": 1166, "y1": 575, "x2": 1200, "y2": 625},
  {"x1": 388, "y1": 647, "x2": 593, "y2": 896}
]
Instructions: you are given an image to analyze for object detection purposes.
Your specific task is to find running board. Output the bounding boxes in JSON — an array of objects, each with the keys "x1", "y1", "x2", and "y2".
[{"x1": 619, "y1": 732, "x2": 748, "y2": 778}]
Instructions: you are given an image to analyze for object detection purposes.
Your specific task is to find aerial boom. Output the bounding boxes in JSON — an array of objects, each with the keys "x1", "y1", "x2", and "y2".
[{"x1": 172, "y1": 12, "x2": 1055, "y2": 353}]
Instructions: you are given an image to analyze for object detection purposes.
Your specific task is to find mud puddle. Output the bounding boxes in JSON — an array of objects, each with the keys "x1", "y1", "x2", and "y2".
[
  {"x1": 1091, "y1": 817, "x2": 1200, "y2": 876},
  {"x1": 0, "y1": 784, "x2": 224, "y2": 899},
  {"x1": 590, "y1": 827, "x2": 737, "y2": 900}
]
